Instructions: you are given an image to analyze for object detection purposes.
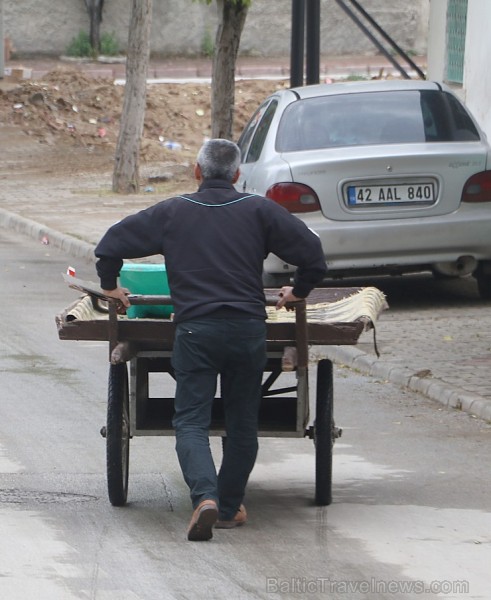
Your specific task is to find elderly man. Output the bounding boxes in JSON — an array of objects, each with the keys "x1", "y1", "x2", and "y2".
[{"x1": 95, "y1": 138, "x2": 327, "y2": 541}]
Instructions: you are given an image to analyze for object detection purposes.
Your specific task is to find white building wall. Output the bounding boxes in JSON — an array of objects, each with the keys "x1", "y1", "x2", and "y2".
[
  {"x1": 426, "y1": 0, "x2": 490, "y2": 140},
  {"x1": 426, "y1": 0, "x2": 448, "y2": 81},
  {"x1": 463, "y1": 0, "x2": 491, "y2": 140}
]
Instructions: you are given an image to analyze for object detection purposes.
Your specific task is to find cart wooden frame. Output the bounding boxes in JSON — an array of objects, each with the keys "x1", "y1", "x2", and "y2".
[{"x1": 57, "y1": 281, "x2": 379, "y2": 508}]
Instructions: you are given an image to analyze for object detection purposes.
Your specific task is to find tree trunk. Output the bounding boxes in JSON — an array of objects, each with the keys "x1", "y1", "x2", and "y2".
[
  {"x1": 84, "y1": 0, "x2": 104, "y2": 53},
  {"x1": 211, "y1": 0, "x2": 248, "y2": 139},
  {"x1": 112, "y1": 0, "x2": 152, "y2": 194}
]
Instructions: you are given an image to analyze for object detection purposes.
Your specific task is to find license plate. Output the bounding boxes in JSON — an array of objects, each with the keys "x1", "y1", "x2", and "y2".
[{"x1": 347, "y1": 183, "x2": 435, "y2": 206}]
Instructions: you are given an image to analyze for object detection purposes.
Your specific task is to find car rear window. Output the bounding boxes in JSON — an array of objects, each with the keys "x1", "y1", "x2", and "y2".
[{"x1": 275, "y1": 90, "x2": 481, "y2": 151}]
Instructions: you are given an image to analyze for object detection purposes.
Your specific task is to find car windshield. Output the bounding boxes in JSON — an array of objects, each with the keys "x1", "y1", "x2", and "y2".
[{"x1": 275, "y1": 90, "x2": 480, "y2": 152}]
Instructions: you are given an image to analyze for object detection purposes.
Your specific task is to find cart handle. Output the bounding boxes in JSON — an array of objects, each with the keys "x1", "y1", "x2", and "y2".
[
  {"x1": 62, "y1": 276, "x2": 308, "y2": 367},
  {"x1": 107, "y1": 294, "x2": 308, "y2": 370}
]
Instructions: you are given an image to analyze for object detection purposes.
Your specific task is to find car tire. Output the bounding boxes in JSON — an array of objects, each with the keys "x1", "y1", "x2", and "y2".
[
  {"x1": 476, "y1": 272, "x2": 491, "y2": 300},
  {"x1": 474, "y1": 262, "x2": 491, "y2": 300}
]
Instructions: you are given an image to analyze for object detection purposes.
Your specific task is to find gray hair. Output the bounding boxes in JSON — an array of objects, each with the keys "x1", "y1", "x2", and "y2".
[{"x1": 196, "y1": 138, "x2": 241, "y2": 181}]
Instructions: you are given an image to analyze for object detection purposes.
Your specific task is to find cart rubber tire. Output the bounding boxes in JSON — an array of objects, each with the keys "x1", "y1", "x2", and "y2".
[
  {"x1": 314, "y1": 359, "x2": 333, "y2": 506},
  {"x1": 106, "y1": 363, "x2": 130, "y2": 507}
]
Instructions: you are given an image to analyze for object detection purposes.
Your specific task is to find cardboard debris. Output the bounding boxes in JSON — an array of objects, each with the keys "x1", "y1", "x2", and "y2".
[{"x1": 4, "y1": 67, "x2": 32, "y2": 81}]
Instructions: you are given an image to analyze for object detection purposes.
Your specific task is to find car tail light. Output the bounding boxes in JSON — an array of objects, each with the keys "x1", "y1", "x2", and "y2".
[
  {"x1": 266, "y1": 182, "x2": 321, "y2": 213},
  {"x1": 462, "y1": 171, "x2": 491, "y2": 203}
]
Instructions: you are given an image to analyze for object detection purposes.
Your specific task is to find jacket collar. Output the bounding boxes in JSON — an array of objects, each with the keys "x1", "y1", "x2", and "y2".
[{"x1": 198, "y1": 178, "x2": 236, "y2": 192}]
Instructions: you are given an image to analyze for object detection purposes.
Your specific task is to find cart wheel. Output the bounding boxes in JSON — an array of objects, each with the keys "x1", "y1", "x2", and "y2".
[
  {"x1": 314, "y1": 359, "x2": 334, "y2": 506},
  {"x1": 106, "y1": 363, "x2": 130, "y2": 506}
]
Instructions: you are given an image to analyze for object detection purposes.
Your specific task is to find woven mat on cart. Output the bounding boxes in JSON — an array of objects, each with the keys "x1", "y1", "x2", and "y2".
[
  {"x1": 265, "y1": 287, "x2": 387, "y2": 328},
  {"x1": 64, "y1": 286, "x2": 387, "y2": 328}
]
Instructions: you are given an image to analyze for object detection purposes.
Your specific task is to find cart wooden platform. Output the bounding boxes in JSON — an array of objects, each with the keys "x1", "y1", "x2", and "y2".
[{"x1": 56, "y1": 279, "x2": 387, "y2": 508}]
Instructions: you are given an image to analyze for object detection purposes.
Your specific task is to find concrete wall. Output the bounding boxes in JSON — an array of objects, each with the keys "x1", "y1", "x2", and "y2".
[{"x1": 3, "y1": 0, "x2": 428, "y2": 58}]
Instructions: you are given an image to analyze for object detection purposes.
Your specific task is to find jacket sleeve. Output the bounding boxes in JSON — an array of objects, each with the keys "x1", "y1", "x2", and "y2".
[
  {"x1": 264, "y1": 203, "x2": 328, "y2": 297},
  {"x1": 94, "y1": 205, "x2": 164, "y2": 290}
]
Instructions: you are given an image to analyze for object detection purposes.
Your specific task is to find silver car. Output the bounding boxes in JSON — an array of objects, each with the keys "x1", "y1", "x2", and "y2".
[{"x1": 236, "y1": 80, "x2": 491, "y2": 299}]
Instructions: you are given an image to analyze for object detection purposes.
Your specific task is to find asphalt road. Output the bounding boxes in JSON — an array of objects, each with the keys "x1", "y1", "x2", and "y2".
[{"x1": 1, "y1": 230, "x2": 490, "y2": 600}]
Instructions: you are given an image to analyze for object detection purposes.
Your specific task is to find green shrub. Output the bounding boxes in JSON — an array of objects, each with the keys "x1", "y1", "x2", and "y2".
[
  {"x1": 66, "y1": 31, "x2": 93, "y2": 58},
  {"x1": 201, "y1": 29, "x2": 214, "y2": 58},
  {"x1": 66, "y1": 30, "x2": 119, "y2": 58},
  {"x1": 100, "y1": 32, "x2": 120, "y2": 56}
]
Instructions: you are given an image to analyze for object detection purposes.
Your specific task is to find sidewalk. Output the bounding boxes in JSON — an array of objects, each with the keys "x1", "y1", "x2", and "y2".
[
  {"x1": 1, "y1": 55, "x2": 490, "y2": 424},
  {"x1": 3, "y1": 53, "x2": 427, "y2": 83}
]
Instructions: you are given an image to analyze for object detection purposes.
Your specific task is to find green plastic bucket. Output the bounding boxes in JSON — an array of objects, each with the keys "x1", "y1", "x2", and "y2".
[{"x1": 119, "y1": 263, "x2": 173, "y2": 319}]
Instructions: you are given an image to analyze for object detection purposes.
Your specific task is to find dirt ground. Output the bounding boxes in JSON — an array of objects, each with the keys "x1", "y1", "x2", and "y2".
[{"x1": 0, "y1": 66, "x2": 286, "y2": 189}]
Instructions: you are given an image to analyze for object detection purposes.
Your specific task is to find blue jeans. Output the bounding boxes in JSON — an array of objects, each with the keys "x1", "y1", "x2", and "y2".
[{"x1": 172, "y1": 317, "x2": 267, "y2": 520}]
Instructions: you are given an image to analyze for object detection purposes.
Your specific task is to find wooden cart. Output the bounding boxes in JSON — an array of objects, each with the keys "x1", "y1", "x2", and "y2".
[{"x1": 56, "y1": 279, "x2": 386, "y2": 508}]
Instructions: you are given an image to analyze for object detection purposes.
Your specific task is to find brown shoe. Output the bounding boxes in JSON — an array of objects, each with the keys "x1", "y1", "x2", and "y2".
[
  {"x1": 215, "y1": 504, "x2": 247, "y2": 529},
  {"x1": 187, "y1": 499, "x2": 218, "y2": 541}
]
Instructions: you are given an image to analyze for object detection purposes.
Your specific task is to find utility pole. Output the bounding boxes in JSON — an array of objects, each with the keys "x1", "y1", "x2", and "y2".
[
  {"x1": 306, "y1": 0, "x2": 320, "y2": 85},
  {"x1": 290, "y1": 0, "x2": 305, "y2": 87},
  {"x1": 290, "y1": 0, "x2": 320, "y2": 88}
]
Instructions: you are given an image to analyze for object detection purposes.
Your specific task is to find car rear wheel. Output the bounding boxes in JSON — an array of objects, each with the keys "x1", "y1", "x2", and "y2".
[
  {"x1": 474, "y1": 263, "x2": 491, "y2": 300},
  {"x1": 476, "y1": 272, "x2": 491, "y2": 300}
]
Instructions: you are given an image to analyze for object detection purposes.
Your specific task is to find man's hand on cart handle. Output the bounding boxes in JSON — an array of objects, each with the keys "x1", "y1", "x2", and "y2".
[
  {"x1": 276, "y1": 286, "x2": 303, "y2": 310},
  {"x1": 102, "y1": 286, "x2": 131, "y2": 310}
]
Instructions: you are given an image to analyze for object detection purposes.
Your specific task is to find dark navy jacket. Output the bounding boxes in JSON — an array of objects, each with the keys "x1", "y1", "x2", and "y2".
[{"x1": 95, "y1": 179, "x2": 327, "y2": 323}]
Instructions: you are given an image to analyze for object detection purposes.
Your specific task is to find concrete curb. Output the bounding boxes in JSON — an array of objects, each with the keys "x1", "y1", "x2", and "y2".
[
  {"x1": 2, "y1": 206, "x2": 490, "y2": 423},
  {"x1": 0, "y1": 207, "x2": 96, "y2": 264},
  {"x1": 311, "y1": 345, "x2": 491, "y2": 423}
]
